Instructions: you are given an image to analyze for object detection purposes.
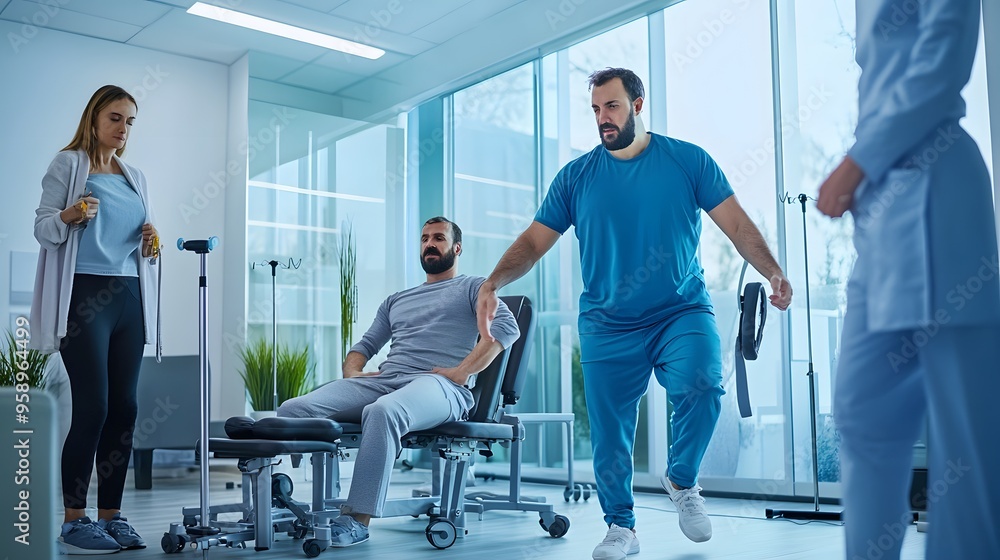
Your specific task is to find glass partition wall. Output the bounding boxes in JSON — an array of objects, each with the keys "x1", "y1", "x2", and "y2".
[{"x1": 246, "y1": 100, "x2": 406, "y2": 386}]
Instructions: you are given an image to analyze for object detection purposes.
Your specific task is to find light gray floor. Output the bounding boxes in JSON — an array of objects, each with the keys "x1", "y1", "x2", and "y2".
[{"x1": 78, "y1": 460, "x2": 926, "y2": 559}]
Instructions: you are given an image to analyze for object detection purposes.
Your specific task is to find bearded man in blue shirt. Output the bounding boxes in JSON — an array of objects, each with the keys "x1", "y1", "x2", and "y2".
[{"x1": 477, "y1": 68, "x2": 792, "y2": 560}]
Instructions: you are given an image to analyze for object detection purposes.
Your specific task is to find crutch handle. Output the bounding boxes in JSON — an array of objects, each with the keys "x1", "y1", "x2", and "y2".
[{"x1": 177, "y1": 237, "x2": 219, "y2": 253}]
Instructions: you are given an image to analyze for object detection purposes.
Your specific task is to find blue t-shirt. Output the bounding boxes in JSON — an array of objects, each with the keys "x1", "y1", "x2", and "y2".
[
  {"x1": 75, "y1": 173, "x2": 145, "y2": 277},
  {"x1": 534, "y1": 133, "x2": 733, "y2": 334}
]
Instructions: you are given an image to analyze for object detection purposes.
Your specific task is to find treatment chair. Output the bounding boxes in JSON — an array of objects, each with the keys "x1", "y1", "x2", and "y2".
[
  {"x1": 332, "y1": 295, "x2": 570, "y2": 546},
  {"x1": 163, "y1": 295, "x2": 570, "y2": 556}
]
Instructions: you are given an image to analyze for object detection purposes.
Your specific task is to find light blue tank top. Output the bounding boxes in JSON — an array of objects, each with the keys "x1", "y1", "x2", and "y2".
[{"x1": 75, "y1": 173, "x2": 145, "y2": 277}]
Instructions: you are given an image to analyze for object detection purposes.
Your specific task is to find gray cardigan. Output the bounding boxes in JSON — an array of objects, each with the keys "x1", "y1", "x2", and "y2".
[{"x1": 30, "y1": 149, "x2": 160, "y2": 354}]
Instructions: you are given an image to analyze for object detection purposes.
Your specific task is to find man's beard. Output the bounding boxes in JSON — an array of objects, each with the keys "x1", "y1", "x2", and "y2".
[
  {"x1": 599, "y1": 109, "x2": 636, "y2": 151},
  {"x1": 420, "y1": 247, "x2": 457, "y2": 274}
]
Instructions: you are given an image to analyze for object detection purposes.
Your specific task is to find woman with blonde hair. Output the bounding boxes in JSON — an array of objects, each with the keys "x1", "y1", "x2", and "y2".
[{"x1": 31, "y1": 84, "x2": 160, "y2": 554}]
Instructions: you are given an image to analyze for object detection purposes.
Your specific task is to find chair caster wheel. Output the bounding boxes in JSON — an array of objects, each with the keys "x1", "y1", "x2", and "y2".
[
  {"x1": 425, "y1": 519, "x2": 457, "y2": 549},
  {"x1": 303, "y1": 538, "x2": 326, "y2": 557},
  {"x1": 547, "y1": 514, "x2": 570, "y2": 538},
  {"x1": 160, "y1": 532, "x2": 185, "y2": 553}
]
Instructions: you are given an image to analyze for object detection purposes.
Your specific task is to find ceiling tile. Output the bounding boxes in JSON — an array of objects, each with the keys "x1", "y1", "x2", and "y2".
[
  {"x1": 331, "y1": 0, "x2": 473, "y2": 35},
  {"x1": 411, "y1": 0, "x2": 524, "y2": 43},
  {"x1": 279, "y1": 64, "x2": 366, "y2": 94},
  {"x1": 0, "y1": 0, "x2": 141, "y2": 42},
  {"x1": 249, "y1": 51, "x2": 308, "y2": 81},
  {"x1": 148, "y1": 0, "x2": 193, "y2": 8},
  {"x1": 309, "y1": 48, "x2": 408, "y2": 75},
  {"x1": 19, "y1": 0, "x2": 170, "y2": 27},
  {"x1": 282, "y1": 0, "x2": 349, "y2": 11},
  {"x1": 334, "y1": 76, "x2": 405, "y2": 101}
]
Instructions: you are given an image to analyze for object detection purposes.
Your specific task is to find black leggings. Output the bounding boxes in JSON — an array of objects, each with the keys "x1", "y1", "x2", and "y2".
[{"x1": 60, "y1": 274, "x2": 145, "y2": 510}]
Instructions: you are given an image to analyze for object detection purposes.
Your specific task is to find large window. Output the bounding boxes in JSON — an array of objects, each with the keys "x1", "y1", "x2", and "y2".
[
  {"x1": 451, "y1": 65, "x2": 543, "y2": 465},
  {"x1": 246, "y1": 101, "x2": 406, "y2": 387},
  {"x1": 664, "y1": 0, "x2": 785, "y2": 489},
  {"x1": 452, "y1": 64, "x2": 537, "y2": 293},
  {"x1": 775, "y1": 0, "x2": 859, "y2": 495}
]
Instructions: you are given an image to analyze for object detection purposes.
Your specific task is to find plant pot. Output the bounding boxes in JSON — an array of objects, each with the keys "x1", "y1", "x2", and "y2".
[{"x1": 249, "y1": 410, "x2": 276, "y2": 421}]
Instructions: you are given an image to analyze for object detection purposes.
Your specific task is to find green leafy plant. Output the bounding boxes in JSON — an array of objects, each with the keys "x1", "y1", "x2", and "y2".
[
  {"x1": 239, "y1": 338, "x2": 273, "y2": 412},
  {"x1": 277, "y1": 344, "x2": 314, "y2": 406},
  {"x1": 239, "y1": 338, "x2": 315, "y2": 411},
  {"x1": 0, "y1": 331, "x2": 48, "y2": 390},
  {"x1": 339, "y1": 220, "x2": 359, "y2": 364}
]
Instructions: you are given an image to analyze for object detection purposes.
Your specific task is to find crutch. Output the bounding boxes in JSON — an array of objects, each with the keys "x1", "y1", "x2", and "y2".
[{"x1": 178, "y1": 237, "x2": 221, "y2": 542}]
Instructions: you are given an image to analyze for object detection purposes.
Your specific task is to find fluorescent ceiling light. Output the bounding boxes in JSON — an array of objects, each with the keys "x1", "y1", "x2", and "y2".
[{"x1": 187, "y1": 2, "x2": 384, "y2": 59}]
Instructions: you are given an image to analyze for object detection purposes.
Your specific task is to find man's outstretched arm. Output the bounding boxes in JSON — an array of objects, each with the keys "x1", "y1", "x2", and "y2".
[
  {"x1": 707, "y1": 195, "x2": 792, "y2": 310},
  {"x1": 478, "y1": 221, "x2": 560, "y2": 340}
]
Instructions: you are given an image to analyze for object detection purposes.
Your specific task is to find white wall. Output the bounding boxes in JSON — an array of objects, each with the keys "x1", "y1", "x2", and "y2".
[{"x1": 0, "y1": 22, "x2": 237, "y2": 418}]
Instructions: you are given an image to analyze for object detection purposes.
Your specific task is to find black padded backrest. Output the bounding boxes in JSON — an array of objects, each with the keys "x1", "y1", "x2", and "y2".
[
  {"x1": 465, "y1": 295, "x2": 535, "y2": 423},
  {"x1": 499, "y1": 295, "x2": 535, "y2": 407}
]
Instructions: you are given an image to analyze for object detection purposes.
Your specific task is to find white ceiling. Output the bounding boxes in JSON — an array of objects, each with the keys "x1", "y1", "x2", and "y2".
[{"x1": 0, "y1": 0, "x2": 672, "y2": 120}]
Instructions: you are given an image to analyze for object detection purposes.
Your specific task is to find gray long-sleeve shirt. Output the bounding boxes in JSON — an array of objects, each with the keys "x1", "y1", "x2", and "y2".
[
  {"x1": 31, "y1": 150, "x2": 159, "y2": 354},
  {"x1": 350, "y1": 275, "x2": 520, "y2": 375}
]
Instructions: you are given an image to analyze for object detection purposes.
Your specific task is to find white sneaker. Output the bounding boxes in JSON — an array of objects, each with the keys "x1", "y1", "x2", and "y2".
[
  {"x1": 592, "y1": 523, "x2": 639, "y2": 560},
  {"x1": 661, "y1": 477, "x2": 712, "y2": 542}
]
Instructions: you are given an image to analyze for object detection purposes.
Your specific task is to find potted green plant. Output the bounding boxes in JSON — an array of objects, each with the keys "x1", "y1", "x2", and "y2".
[
  {"x1": 239, "y1": 338, "x2": 315, "y2": 418},
  {"x1": 277, "y1": 343, "x2": 314, "y2": 408},
  {"x1": 339, "y1": 220, "x2": 359, "y2": 365},
  {"x1": 0, "y1": 330, "x2": 49, "y2": 390},
  {"x1": 239, "y1": 338, "x2": 273, "y2": 418}
]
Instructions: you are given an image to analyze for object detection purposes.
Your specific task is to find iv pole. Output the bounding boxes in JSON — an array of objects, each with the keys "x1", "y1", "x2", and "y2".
[
  {"x1": 766, "y1": 194, "x2": 842, "y2": 522},
  {"x1": 252, "y1": 258, "x2": 301, "y2": 411}
]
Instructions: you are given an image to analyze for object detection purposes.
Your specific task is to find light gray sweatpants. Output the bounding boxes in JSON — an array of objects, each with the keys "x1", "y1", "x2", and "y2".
[{"x1": 277, "y1": 372, "x2": 474, "y2": 517}]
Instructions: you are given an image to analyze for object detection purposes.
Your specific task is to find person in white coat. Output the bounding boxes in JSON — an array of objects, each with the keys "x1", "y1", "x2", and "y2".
[
  {"x1": 817, "y1": 1, "x2": 1000, "y2": 558},
  {"x1": 31, "y1": 85, "x2": 161, "y2": 555}
]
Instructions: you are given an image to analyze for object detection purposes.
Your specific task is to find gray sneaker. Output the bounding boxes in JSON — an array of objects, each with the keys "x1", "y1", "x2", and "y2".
[
  {"x1": 99, "y1": 513, "x2": 146, "y2": 550},
  {"x1": 328, "y1": 514, "x2": 370, "y2": 547},
  {"x1": 58, "y1": 517, "x2": 121, "y2": 555}
]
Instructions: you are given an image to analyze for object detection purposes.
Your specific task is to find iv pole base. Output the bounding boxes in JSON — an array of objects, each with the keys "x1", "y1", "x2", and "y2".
[{"x1": 765, "y1": 508, "x2": 842, "y2": 521}]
